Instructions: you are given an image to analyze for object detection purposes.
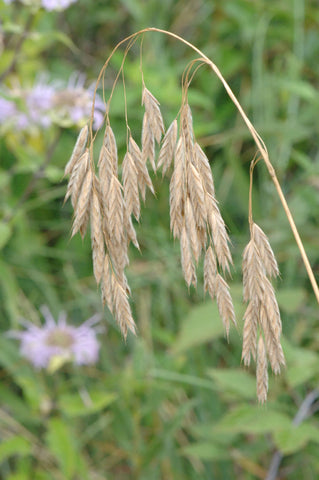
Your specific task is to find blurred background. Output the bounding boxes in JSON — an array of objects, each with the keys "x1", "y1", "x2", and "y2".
[{"x1": 0, "y1": 0, "x2": 319, "y2": 479}]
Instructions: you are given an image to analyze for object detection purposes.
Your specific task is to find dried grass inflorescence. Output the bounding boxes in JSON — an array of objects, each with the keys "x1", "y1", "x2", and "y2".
[
  {"x1": 64, "y1": 82, "x2": 236, "y2": 341},
  {"x1": 63, "y1": 32, "x2": 293, "y2": 402},
  {"x1": 242, "y1": 222, "x2": 285, "y2": 402}
]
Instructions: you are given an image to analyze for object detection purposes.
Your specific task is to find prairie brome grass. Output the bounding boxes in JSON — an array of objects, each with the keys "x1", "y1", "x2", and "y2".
[
  {"x1": 64, "y1": 89, "x2": 235, "y2": 342},
  {"x1": 63, "y1": 28, "x2": 319, "y2": 401}
]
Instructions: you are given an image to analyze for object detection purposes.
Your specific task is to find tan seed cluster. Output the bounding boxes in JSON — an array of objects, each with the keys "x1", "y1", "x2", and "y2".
[
  {"x1": 242, "y1": 222, "x2": 285, "y2": 402},
  {"x1": 63, "y1": 75, "x2": 289, "y2": 403},
  {"x1": 64, "y1": 88, "x2": 236, "y2": 341},
  {"x1": 169, "y1": 102, "x2": 236, "y2": 337}
]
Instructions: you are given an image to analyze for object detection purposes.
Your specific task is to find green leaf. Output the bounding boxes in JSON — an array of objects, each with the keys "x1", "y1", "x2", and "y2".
[
  {"x1": 46, "y1": 418, "x2": 78, "y2": 479},
  {"x1": 207, "y1": 368, "x2": 256, "y2": 399},
  {"x1": 181, "y1": 442, "x2": 229, "y2": 461},
  {"x1": 215, "y1": 405, "x2": 291, "y2": 435},
  {"x1": 274, "y1": 423, "x2": 319, "y2": 455},
  {"x1": 58, "y1": 390, "x2": 117, "y2": 417},
  {"x1": 0, "y1": 436, "x2": 31, "y2": 463},
  {"x1": 283, "y1": 339, "x2": 319, "y2": 388},
  {"x1": 0, "y1": 222, "x2": 12, "y2": 249},
  {"x1": 171, "y1": 302, "x2": 225, "y2": 354}
]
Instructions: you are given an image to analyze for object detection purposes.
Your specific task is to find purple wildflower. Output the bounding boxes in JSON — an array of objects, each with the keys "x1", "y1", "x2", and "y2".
[
  {"x1": 0, "y1": 97, "x2": 17, "y2": 124},
  {"x1": 10, "y1": 306, "x2": 101, "y2": 369},
  {"x1": 52, "y1": 73, "x2": 105, "y2": 129},
  {"x1": 41, "y1": 0, "x2": 77, "y2": 11},
  {"x1": 3, "y1": 0, "x2": 78, "y2": 10},
  {"x1": 25, "y1": 80, "x2": 56, "y2": 128},
  {"x1": 0, "y1": 73, "x2": 105, "y2": 131}
]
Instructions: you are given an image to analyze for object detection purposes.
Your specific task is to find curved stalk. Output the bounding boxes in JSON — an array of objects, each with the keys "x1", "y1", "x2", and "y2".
[{"x1": 92, "y1": 27, "x2": 319, "y2": 303}]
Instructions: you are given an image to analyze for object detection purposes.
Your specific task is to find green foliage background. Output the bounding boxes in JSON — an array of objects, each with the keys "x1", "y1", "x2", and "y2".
[{"x1": 0, "y1": 0, "x2": 319, "y2": 478}]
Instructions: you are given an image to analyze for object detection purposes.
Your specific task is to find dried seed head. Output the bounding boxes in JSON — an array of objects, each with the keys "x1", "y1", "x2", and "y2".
[
  {"x1": 158, "y1": 119, "x2": 178, "y2": 176},
  {"x1": 91, "y1": 188, "x2": 105, "y2": 284},
  {"x1": 101, "y1": 256, "x2": 114, "y2": 313},
  {"x1": 187, "y1": 163, "x2": 206, "y2": 228},
  {"x1": 65, "y1": 149, "x2": 90, "y2": 207},
  {"x1": 207, "y1": 195, "x2": 232, "y2": 273},
  {"x1": 180, "y1": 225, "x2": 197, "y2": 288},
  {"x1": 105, "y1": 175, "x2": 124, "y2": 244},
  {"x1": 252, "y1": 223, "x2": 279, "y2": 278},
  {"x1": 180, "y1": 103, "x2": 194, "y2": 149},
  {"x1": 215, "y1": 273, "x2": 236, "y2": 338},
  {"x1": 142, "y1": 113, "x2": 156, "y2": 171},
  {"x1": 185, "y1": 197, "x2": 201, "y2": 262},
  {"x1": 142, "y1": 87, "x2": 164, "y2": 143},
  {"x1": 204, "y1": 245, "x2": 217, "y2": 299},
  {"x1": 71, "y1": 168, "x2": 93, "y2": 238},
  {"x1": 104, "y1": 125, "x2": 118, "y2": 175},
  {"x1": 257, "y1": 336, "x2": 268, "y2": 404},
  {"x1": 64, "y1": 125, "x2": 89, "y2": 177},
  {"x1": 98, "y1": 144, "x2": 117, "y2": 211},
  {"x1": 242, "y1": 239, "x2": 265, "y2": 302},
  {"x1": 170, "y1": 137, "x2": 185, "y2": 238},
  {"x1": 242, "y1": 300, "x2": 258, "y2": 366},
  {"x1": 124, "y1": 214, "x2": 140, "y2": 250},
  {"x1": 194, "y1": 142, "x2": 215, "y2": 197},
  {"x1": 113, "y1": 278, "x2": 136, "y2": 339},
  {"x1": 242, "y1": 224, "x2": 285, "y2": 401},
  {"x1": 122, "y1": 151, "x2": 140, "y2": 221},
  {"x1": 129, "y1": 136, "x2": 154, "y2": 200}
]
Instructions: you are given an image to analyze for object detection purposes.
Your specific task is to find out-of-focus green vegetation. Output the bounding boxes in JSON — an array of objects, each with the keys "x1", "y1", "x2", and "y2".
[{"x1": 0, "y1": 0, "x2": 319, "y2": 479}]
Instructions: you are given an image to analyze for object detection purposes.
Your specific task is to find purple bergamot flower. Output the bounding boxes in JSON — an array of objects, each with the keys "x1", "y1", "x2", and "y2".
[
  {"x1": 3, "y1": 0, "x2": 78, "y2": 10},
  {"x1": 0, "y1": 97, "x2": 17, "y2": 124},
  {"x1": 9, "y1": 306, "x2": 101, "y2": 369},
  {"x1": 52, "y1": 73, "x2": 105, "y2": 129},
  {"x1": 41, "y1": 0, "x2": 77, "y2": 11}
]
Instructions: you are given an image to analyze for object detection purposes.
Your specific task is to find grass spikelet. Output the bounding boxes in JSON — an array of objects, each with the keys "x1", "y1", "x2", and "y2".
[
  {"x1": 113, "y1": 278, "x2": 136, "y2": 339},
  {"x1": 64, "y1": 125, "x2": 88, "y2": 177},
  {"x1": 142, "y1": 87, "x2": 164, "y2": 143},
  {"x1": 215, "y1": 273, "x2": 236, "y2": 338},
  {"x1": 106, "y1": 175, "x2": 124, "y2": 244},
  {"x1": 170, "y1": 137, "x2": 185, "y2": 238},
  {"x1": 90, "y1": 188, "x2": 105, "y2": 284},
  {"x1": 197, "y1": 226, "x2": 207, "y2": 250},
  {"x1": 180, "y1": 225, "x2": 197, "y2": 288},
  {"x1": 101, "y1": 255, "x2": 114, "y2": 313},
  {"x1": 129, "y1": 136, "x2": 154, "y2": 200},
  {"x1": 125, "y1": 214, "x2": 140, "y2": 250},
  {"x1": 187, "y1": 163, "x2": 206, "y2": 228},
  {"x1": 122, "y1": 151, "x2": 140, "y2": 221},
  {"x1": 242, "y1": 300, "x2": 258, "y2": 366},
  {"x1": 98, "y1": 144, "x2": 116, "y2": 207},
  {"x1": 194, "y1": 142, "x2": 215, "y2": 197},
  {"x1": 185, "y1": 197, "x2": 201, "y2": 262},
  {"x1": 242, "y1": 239, "x2": 265, "y2": 302},
  {"x1": 71, "y1": 168, "x2": 93, "y2": 237},
  {"x1": 260, "y1": 303, "x2": 285, "y2": 374},
  {"x1": 158, "y1": 119, "x2": 178, "y2": 176},
  {"x1": 180, "y1": 103, "x2": 194, "y2": 149},
  {"x1": 204, "y1": 245, "x2": 217, "y2": 299},
  {"x1": 64, "y1": 149, "x2": 89, "y2": 207},
  {"x1": 207, "y1": 195, "x2": 233, "y2": 273},
  {"x1": 252, "y1": 223, "x2": 279, "y2": 278},
  {"x1": 256, "y1": 336, "x2": 268, "y2": 404},
  {"x1": 142, "y1": 113, "x2": 156, "y2": 171},
  {"x1": 104, "y1": 125, "x2": 118, "y2": 175},
  {"x1": 242, "y1": 223, "x2": 285, "y2": 400}
]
